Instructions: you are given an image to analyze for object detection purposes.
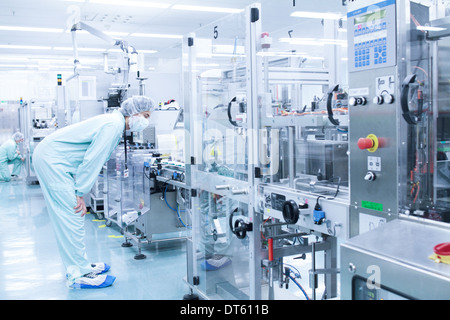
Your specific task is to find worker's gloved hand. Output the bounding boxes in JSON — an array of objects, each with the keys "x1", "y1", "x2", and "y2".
[{"x1": 74, "y1": 196, "x2": 87, "y2": 217}]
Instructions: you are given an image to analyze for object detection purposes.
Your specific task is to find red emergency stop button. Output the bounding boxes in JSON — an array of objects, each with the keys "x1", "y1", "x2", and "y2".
[{"x1": 358, "y1": 138, "x2": 374, "y2": 150}]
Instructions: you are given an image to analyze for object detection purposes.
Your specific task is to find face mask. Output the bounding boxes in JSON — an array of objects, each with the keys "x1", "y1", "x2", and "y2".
[{"x1": 129, "y1": 115, "x2": 149, "y2": 132}]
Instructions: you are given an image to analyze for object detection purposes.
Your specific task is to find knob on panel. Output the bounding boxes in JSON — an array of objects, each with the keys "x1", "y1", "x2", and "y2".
[{"x1": 282, "y1": 200, "x2": 300, "y2": 224}]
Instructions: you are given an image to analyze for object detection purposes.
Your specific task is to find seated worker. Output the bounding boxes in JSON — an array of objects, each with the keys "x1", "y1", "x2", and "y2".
[
  {"x1": 0, "y1": 132, "x2": 25, "y2": 182},
  {"x1": 32, "y1": 96, "x2": 154, "y2": 289}
]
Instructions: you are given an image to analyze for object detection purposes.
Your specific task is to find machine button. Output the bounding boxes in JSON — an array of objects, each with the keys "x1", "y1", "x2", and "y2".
[
  {"x1": 383, "y1": 93, "x2": 394, "y2": 104},
  {"x1": 373, "y1": 95, "x2": 384, "y2": 105},
  {"x1": 356, "y1": 97, "x2": 367, "y2": 105},
  {"x1": 357, "y1": 137, "x2": 374, "y2": 150},
  {"x1": 349, "y1": 96, "x2": 367, "y2": 106}
]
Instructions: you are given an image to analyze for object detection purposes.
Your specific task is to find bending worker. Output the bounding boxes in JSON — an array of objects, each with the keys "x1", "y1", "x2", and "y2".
[
  {"x1": 0, "y1": 132, "x2": 25, "y2": 182},
  {"x1": 33, "y1": 96, "x2": 154, "y2": 289}
]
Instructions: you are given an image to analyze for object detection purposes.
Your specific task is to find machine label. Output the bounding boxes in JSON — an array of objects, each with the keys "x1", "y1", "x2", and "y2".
[
  {"x1": 368, "y1": 156, "x2": 381, "y2": 171},
  {"x1": 361, "y1": 200, "x2": 383, "y2": 211},
  {"x1": 349, "y1": 87, "x2": 369, "y2": 96},
  {"x1": 271, "y1": 193, "x2": 286, "y2": 211},
  {"x1": 375, "y1": 75, "x2": 395, "y2": 95}
]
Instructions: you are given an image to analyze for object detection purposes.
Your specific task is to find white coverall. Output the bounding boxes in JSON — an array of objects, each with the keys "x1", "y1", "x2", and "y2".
[
  {"x1": 32, "y1": 111, "x2": 125, "y2": 281},
  {"x1": 0, "y1": 139, "x2": 22, "y2": 182}
]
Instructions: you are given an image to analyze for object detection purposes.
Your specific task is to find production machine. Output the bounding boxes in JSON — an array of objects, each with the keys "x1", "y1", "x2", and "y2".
[
  {"x1": 104, "y1": 144, "x2": 187, "y2": 259},
  {"x1": 340, "y1": 0, "x2": 450, "y2": 300},
  {"x1": 20, "y1": 99, "x2": 57, "y2": 184},
  {"x1": 104, "y1": 111, "x2": 187, "y2": 259},
  {"x1": 183, "y1": 2, "x2": 349, "y2": 300}
]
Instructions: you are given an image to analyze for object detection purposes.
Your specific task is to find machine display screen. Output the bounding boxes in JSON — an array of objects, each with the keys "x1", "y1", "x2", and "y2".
[
  {"x1": 354, "y1": 9, "x2": 386, "y2": 25},
  {"x1": 348, "y1": 0, "x2": 396, "y2": 72}
]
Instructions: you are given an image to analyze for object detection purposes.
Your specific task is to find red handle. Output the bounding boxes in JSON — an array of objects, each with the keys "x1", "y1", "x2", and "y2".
[{"x1": 268, "y1": 238, "x2": 273, "y2": 261}]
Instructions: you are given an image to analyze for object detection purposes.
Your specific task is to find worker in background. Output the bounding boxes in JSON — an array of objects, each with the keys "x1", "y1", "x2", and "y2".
[
  {"x1": 32, "y1": 96, "x2": 154, "y2": 289},
  {"x1": 0, "y1": 132, "x2": 25, "y2": 182}
]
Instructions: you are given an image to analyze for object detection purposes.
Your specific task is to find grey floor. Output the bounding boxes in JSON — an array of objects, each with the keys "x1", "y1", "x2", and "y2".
[{"x1": 0, "y1": 179, "x2": 189, "y2": 300}]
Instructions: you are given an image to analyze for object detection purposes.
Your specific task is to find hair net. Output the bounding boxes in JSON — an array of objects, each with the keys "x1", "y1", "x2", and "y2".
[
  {"x1": 12, "y1": 132, "x2": 24, "y2": 141},
  {"x1": 119, "y1": 96, "x2": 155, "y2": 117}
]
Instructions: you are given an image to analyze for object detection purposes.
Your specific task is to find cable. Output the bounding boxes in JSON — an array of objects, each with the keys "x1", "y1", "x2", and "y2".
[
  {"x1": 164, "y1": 184, "x2": 186, "y2": 213},
  {"x1": 283, "y1": 263, "x2": 301, "y2": 278},
  {"x1": 285, "y1": 267, "x2": 310, "y2": 300},
  {"x1": 176, "y1": 204, "x2": 190, "y2": 228},
  {"x1": 289, "y1": 274, "x2": 310, "y2": 300},
  {"x1": 164, "y1": 185, "x2": 177, "y2": 212}
]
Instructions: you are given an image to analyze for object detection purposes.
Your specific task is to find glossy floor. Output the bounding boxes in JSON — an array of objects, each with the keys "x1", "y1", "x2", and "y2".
[
  {"x1": 0, "y1": 180, "x2": 189, "y2": 300},
  {"x1": 0, "y1": 179, "x2": 334, "y2": 301}
]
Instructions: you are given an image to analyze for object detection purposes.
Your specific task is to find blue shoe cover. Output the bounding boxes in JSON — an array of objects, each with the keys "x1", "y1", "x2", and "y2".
[
  {"x1": 91, "y1": 262, "x2": 110, "y2": 274},
  {"x1": 70, "y1": 273, "x2": 116, "y2": 289}
]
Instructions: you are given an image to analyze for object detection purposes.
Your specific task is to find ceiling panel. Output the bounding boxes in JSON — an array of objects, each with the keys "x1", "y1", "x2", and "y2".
[{"x1": 0, "y1": 0, "x2": 348, "y2": 72}]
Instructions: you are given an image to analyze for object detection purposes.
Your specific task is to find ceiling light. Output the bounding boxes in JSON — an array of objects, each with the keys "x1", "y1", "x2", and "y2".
[
  {"x1": 0, "y1": 64, "x2": 39, "y2": 68},
  {"x1": 0, "y1": 26, "x2": 64, "y2": 33},
  {"x1": 291, "y1": 11, "x2": 344, "y2": 20},
  {"x1": 172, "y1": 5, "x2": 243, "y2": 14},
  {"x1": 416, "y1": 26, "x2": 446, "y2": 32},
  {"x1": 90, "y1": 0, "x2": 170, "y2": 9},
  {"x1": 131, "y1": 33, "x2": 183, "y2": 39},
  {"x1": 0, "y1": 57, "x2": 29, "y2": 62},
  {"x1": 0, "y1": 45, "x2": 52, "y2": 50},
  {"x1": 107, "y1": 48, "x2": 157, "y2": 54},
  {"x1": 54, "y1": 47, "x2": 106, "y2": 52}
]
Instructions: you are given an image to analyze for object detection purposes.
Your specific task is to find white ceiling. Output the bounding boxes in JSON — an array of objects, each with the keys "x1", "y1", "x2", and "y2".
[{"x1": 0, "y1": 0, "x2": 348, "y2": 72}]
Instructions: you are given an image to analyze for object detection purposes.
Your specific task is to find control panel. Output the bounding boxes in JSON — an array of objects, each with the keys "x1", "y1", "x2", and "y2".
[{"x1": 347, "y1": 0, "x2": 400, "y2": 236}]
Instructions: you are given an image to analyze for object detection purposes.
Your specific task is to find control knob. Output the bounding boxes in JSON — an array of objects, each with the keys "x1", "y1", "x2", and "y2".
[
  {"x1": 364, "y1": 171, "x2": 376, "y2": 181},
  {"x1": 282, "y1": 200, "x2": 300, "y2": 224}
]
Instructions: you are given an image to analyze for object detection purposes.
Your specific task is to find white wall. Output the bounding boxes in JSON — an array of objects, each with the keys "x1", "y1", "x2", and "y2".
[{"x1": 0, "y1": 63, "x2": 182, "y2": 110}]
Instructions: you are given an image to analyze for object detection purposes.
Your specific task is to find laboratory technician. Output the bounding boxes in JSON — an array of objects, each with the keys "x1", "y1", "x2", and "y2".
[
  {"x1": 0, "y1": 132, "x2": 25, "y2": 182},
  {"x1": 33, "y1": 96, "x2": 154, "y2": 289}
]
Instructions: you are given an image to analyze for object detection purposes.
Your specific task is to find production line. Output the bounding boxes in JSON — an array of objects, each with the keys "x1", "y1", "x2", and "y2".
[{"x1": 0, "y1": 0, "x2": 448, "y2": 301}]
